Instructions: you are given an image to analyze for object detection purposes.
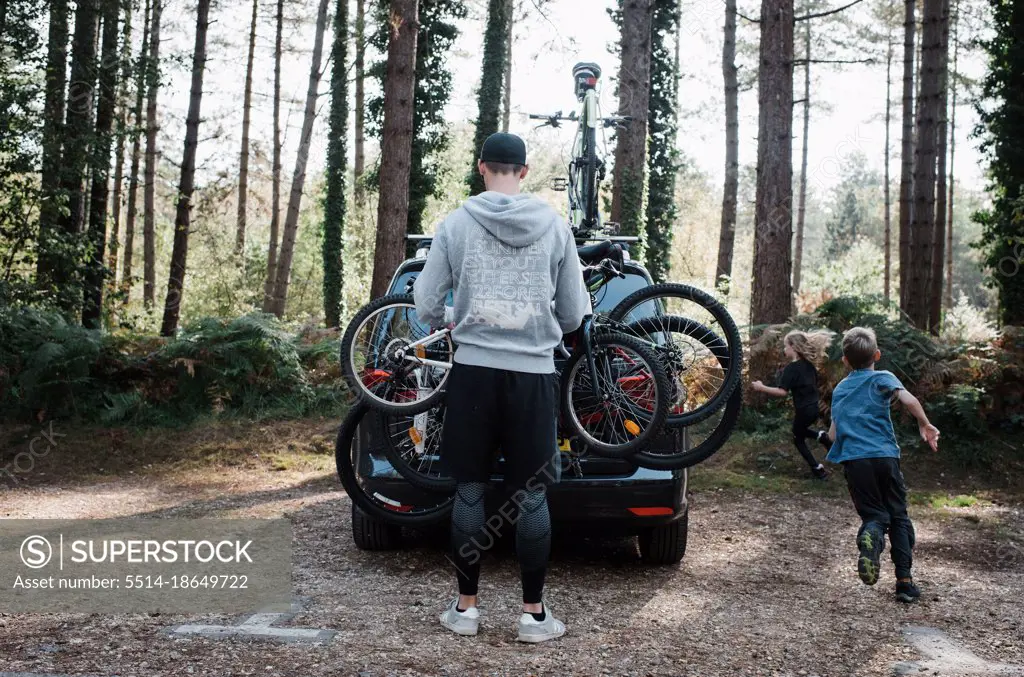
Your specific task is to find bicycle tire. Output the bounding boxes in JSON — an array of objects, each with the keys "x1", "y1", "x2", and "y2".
[
  {"x1": 335, "y1": 403, "x2": 454, "y2": 526},
  {"x1": 560, "y1": 331, "x2": 670, "y2": 458},
  {"x1": 621, "y1": 315, "x2": 734, "y2": 427},
  {"x1": 607, "y1": 283, "x2": 743, "y2": 422},
  {"x1": 628, "y1": 385, "x2": 742, "y2": 471},
  {"x1": 340, "y1": 293, "x2": 453, "y2": 416},
  {"x1": 379, "y1": 403, "x2": 456, "y2": 493},
  {"x1": 581, "y1": 119, "x2": 599, "y2": 229}
]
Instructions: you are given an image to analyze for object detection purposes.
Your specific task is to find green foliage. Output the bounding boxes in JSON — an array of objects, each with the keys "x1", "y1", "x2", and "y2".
[
  {"x1": 0, "y1": 0, "x2": 45, "y2": 303},
  {"x1": 322, "y1": 0, "x2": 349, "y2": 328},
  {"x1": 644, "y1": 0, "x2": 679, "y2": 283},
  {"x1": 466, "y1": 0, "x2": 510, "y2": 197},
  {"x1": 972, "y1": 0, "x2": 1024, "y2": 326},
  {"x1": 0, "y1": 307, "x2": 345, "y2": 425},
  {"x1": 803, "y1": 240, "x2": 886, "y2": 300}
]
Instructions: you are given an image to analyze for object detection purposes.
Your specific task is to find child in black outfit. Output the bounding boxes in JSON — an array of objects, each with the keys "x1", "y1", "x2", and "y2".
[{"x1": 752, "y1": 329, "x2": 834, "y2": 479}]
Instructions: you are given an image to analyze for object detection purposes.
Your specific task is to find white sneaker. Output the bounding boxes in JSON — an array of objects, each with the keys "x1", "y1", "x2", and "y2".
[
  {"x1": 516, "y1": 605, "x2": 566, "y2": 643},
  {"x1": 439, "y1": 599, "x2": 480, "y2": 636}
]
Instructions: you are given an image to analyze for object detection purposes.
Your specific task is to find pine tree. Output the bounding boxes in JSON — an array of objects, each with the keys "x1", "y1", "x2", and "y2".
[
  {"x1": 644, "y1": 0, "x2": 679, "y2": 282},
  {"x1": 159, "y1": 0, "x2": 212, "y2": 336},
  {"x1": 972, "y1": 0, "x2": 1024, "y2": 326},
  {"x1": 323, "y1": 0, "x2": 348, "y2": 328},
  {"x1": 36, "y1": 0, "x2": 69, "y2": 291},
  {"x1": 369, "y1": 0, "x2": 465, "y2": 246},
  {"x1": 369, "y1": 0, "x2": 419, "y2": 298},
  {"x1": 466, "y1": 0, "x2": 511, "y2": 197},
  {"x1": 716, "y1": 0, "x2": 739, "y2": 291}
]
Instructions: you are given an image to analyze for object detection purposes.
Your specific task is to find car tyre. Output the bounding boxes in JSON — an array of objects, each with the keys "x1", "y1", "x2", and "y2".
[
  {"x1": 351, "y1": 503, "x2": 403, "y2": 551},
  {"x1": 638, "y1": 511, "x2": 688, "y2": 565}
]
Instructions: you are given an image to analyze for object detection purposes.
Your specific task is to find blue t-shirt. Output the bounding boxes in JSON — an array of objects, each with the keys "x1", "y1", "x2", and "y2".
[{"x1": 826, "y1": 369, "x2": 905, "y2": 463}]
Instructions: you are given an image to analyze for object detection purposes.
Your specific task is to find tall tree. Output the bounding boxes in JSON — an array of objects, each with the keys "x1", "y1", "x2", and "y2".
[
  {"x1": 943, "y1": 0, "x2": 959, "y2": 310},
  {"x1": 82, "y1": 0, "x2": 121, "y2": 327},
  {"x1": 262, "y1": 0, "x2": 284, "y2": 310},
  {"x1": 142, "y1": 0, "x2": 162, "y2": 309},
  {"x1": 236, "y1": 0, "x2": 258, "y2": 255},
  {"x1": 159, "y1": 0, "x2": 211, "y2": 336},
  {"x1": 883, "y1": 21, "x2": 894, "y2": 303},
  {"x1": 107, "y1": 0, "x2": 134, "y2": 299},
  {"x1": 972, "y1": 0, "x2": 1023, "y2": 326},
  {"x1": 928, "y1": 0, "x2": 950, "y2": 332},
  {"x1": 466, "y1": 0, "x2": 511, "y2": 197},
  {"x1": 54, "y1": 0, "x2": 100, "y2": 312},
  {"x1": 323, "y1": 0, "x2": 348, "y2": 328},
  {"x1": 501, "y1": 3, "x2": 513, "y2": 132},
  {"x1": 36, "y1": 0, "x2": 69, "y2": 289},
  {"x1": 897, "y1": 0, "x2": 916, "y2": 306},
  {"x1": 904, "y1": 0, "x2": 943, "y2": 329},
  {"x1": 354, "y1": 0, "x2": 367, "y2": 208},
  {"x1": 121, "y1": 0, "x2": 151, "y2": 299},
  {"x1": 267, "y1": 0, "x2": 331, "y2": 317},
  {"x1": 751, "y1": 0, "x2": 795, "y2": 326},
  {"x1": 793, "y1": 17, "x2": 811, "y2": 295},
  {"x1": 644, "y1": 0, "x2": 679, "y2": 282},
  {"x1": 369, "y1": 0, "x2": 419, "y2": 298},
  {"x1": 716, "y1": 0, "x2": 739, "y2": 291},
  {"x1": 610, "y1": 0, "x2": 654, "y2": 245}
]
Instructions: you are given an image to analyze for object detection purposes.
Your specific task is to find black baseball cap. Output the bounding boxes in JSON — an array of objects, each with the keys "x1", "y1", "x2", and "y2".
[{"x1": 480, "y1": 132, "x2": 527, "y2": 166}]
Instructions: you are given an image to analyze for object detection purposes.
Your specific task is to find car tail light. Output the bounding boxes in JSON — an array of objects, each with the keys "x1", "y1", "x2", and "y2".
[{"x1": 628, "y1": 507, "x2": 674, "y2": 516}]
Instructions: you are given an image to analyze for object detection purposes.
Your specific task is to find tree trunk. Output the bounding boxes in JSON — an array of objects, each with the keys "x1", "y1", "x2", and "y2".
[
  {"x1": 236, "y1": 0, "x2": 258, "y2": 256},
  {"x1": 268, "y1": 0, "x2": 331, "y2": 318},
  {"x1": 944, "y1": 0, "x2": 959, "y2": 310},
  {"x1": 353, "y1": 0, "x2": 366, "y2": 207},
  {"x1": 501, "y1": 4, "x2": 512, "y2": 133},
  {"x1": 37, "y1": 0, "x2": 69, "y2": 288},
  {"x1": 142, "y1": 0, "x2": 162, "y2": 309},
  {"x1": 905, "y1": 0, "x2": 942, "y2": 328},
  {"x1": 323, "y1": 0, "x2": 349, "y2": 328},
  {"x1": 883, "y1": 32, "x2": 894, "y2": 304},
  {"x1": 159, "y1": 0, "x2": 211, "y2": 336},
  {"x1": 107, "y1": 0, "x2": 134, "y2": 301},
  {"x1": 82, "y1": 0, "x2": 121, "y2": 328},
  {"x1": 751, "y1": 0, "x2": 794, "y2": 327},
  {"x1": 793, "y1": 18, "x2": 811, "y2": 296},
  {"x1": 928, "y1": 0, "x2": 950, "y2": 332},
  {"x1": 716, "y1": 0, "x2": 738, "y2": 291},
  {"x1": 262, "y1": 0, "x2": 284, "y2": 310},
  {"x1": 122, "y1": 0, "x2": 151, "y2": 300},
  {"x1": 897, "y1": 0, "x2": 916, "y2": 307},
  {"x1": 467, "y1": 0, "x2": 511, "y2": 197},
  {"x1": 369, "y1": 0, "x2": 419, "y2": 299},
  {"x1": 610, "y1": 0, "x2": 654, "y2": 242},
  {"x1": 57, "y1": 0, "x2": 100, "y2": 300}
]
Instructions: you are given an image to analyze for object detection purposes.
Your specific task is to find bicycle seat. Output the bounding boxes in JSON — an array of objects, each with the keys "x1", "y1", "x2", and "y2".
[
  {"x1": 577, "y1": 239, "x2": 620, "y2": 265},
  {"x1": 572, "y1": 62, "x2": 602, "y2": 80}
]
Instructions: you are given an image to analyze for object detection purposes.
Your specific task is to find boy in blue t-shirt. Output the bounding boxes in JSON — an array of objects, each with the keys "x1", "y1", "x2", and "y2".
[{"x1": 827, "y1": 327, "x2": 940, "y2": 603}]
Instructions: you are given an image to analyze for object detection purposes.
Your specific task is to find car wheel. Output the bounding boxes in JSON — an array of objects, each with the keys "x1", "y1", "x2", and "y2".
[
  {"x1": 638, "y1": 511, "x2": 688, "y2": 565},
  {"x1": 351, "y1": 503, "x2": 403, "y2": 551}
]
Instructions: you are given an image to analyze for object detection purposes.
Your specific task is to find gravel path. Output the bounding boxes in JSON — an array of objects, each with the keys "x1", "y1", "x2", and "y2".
[{"x1": 1, "y1": 468, "x2": 1021, "y2": 677}]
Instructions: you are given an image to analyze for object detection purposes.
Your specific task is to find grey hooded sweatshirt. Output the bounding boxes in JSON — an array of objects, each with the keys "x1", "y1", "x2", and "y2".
[{"x1": 413, "y1": 191, "x2": 589, "y2": 374}]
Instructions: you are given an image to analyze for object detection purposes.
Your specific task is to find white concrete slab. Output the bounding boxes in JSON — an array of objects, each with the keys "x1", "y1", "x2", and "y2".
[{"x1": 894, "y1": 626, "x2": 1024, "y2": 676}]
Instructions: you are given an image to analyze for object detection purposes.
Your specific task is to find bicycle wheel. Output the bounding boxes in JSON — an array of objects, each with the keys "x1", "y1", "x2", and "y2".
[
  {"x1": 580, "y1": 113, "x2": 599, "y2": 230},
  {"x1": 560, "y1": 331, "x2": 670, "y2": 457},
  {"x1": 629, "y1": 385, "x2": 742, "y2": 471},
  {"x1": 335, "y1": 403, "x2": 453, "y2": 526},
  {"x1": 619, "y1": 315, "x2": 733, "y2": 427},
  {"x1": 379, "y1": 403, "x2": 455, "y2": 493},
  {"x1": 340, "y1": 293, "x2": 454, "y2": 415},
  {"x1": 607, "y1": 283, "x2": 742, "y2": 423}
]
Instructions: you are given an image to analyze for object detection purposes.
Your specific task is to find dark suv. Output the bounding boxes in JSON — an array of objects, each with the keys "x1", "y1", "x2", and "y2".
[{"x1": 348, "y1": 244, "x2": 689, "y2": 564}]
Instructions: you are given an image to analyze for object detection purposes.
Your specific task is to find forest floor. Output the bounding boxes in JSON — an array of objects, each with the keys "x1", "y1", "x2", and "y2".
[{"x1": 0, "y1": 418, "x2": 1022, "y2": 677}]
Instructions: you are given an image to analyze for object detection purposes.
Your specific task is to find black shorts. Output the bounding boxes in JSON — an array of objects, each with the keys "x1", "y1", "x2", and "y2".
[{"x1": 440, "y1": 362, "x2": 561, "y2": 490}]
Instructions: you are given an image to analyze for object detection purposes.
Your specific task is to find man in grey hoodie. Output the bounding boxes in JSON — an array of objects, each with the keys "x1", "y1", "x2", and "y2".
[{"x1": 414, "y1": 132, "x2": 588, "y2": 643}]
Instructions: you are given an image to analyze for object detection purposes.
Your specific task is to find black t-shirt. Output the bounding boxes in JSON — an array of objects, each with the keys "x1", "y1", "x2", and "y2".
[{"x1": 778, "y1": 359, "x2": 819, "y2": 411}]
